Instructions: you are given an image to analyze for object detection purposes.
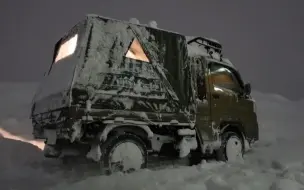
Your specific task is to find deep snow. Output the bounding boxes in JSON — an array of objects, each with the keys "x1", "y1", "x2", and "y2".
[{"x1": 0, "y1": 82, "x2": 304, "y2": 190}]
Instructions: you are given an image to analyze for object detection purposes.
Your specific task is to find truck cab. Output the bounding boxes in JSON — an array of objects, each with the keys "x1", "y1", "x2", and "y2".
[
  {"x1": 31, "y1": 14, "x2": 259, "y2": 174},
  {"x1": 187, "y1": 37, "x2": 258, "y2": 158}
]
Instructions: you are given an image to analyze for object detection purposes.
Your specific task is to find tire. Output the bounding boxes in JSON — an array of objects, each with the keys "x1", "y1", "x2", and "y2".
[
  {"x1": 99, "y1": 133, "x2": 148, "y2": 175},
  {"x1": 215, "y1": 131, "x2": 244, "y2": 162}
]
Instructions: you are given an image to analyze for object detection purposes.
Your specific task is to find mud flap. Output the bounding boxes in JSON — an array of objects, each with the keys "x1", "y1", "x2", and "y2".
[
  {"x1": 43, "y1": 144, "x2": 61, "y2": 158},
  {"x1": 86, "y1": 144, "x2": 102, "y2": 162},
  {"x1": 177, "y1": 136, "x2": 198, "y2": 158},
  {"x1": 44, "y1": 129, "x2": 57, "y2": 145}
]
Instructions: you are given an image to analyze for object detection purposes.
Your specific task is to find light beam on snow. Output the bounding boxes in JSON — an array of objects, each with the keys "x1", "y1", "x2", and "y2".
[{"x1": 0, "y1": 128, "x2": 44, "y2": 150}]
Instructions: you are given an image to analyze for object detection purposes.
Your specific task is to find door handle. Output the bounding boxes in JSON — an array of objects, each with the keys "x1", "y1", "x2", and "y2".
[{"x1": 212, "y1": 94, "x2": 220, "y2": 99}]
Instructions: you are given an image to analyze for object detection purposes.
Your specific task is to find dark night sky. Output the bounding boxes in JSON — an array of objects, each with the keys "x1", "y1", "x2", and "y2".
[{"x1": 0, "y1": 0, "x2": 304, "y2": 100}]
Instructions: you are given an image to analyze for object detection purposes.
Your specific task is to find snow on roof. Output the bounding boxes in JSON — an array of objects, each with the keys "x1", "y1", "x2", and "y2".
[
  {"x1": 187, "y1": 44, "x2": 236, "y2": 69},
  {"x1": 187, "y1": 44, "x2": 209, "y2": 57},
  {"x1": 148, "y1": 20, "x2": 158, "y2": 28},
  {"x1": 87, "y1": 14, "x2": 235, "y2": 69},
  {"x1": 129, "y1": 18, "x2": 140, "y2": 24},
  {"x1": 186, "y1": 36, "x2": 235, "y2": 69},
  {"x1": 86, "y1": 14, "x2": 181, "y2": 35}
]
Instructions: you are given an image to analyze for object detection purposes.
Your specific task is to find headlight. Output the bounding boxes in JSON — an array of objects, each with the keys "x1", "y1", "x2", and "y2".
[{"x1": 55, "y1": 34, "x2": 78, "y2": 63}]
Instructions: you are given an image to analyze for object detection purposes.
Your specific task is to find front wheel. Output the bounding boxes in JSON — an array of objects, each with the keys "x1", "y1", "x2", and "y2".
[
  {"x1": 100, "y1": 133, "x2": 148, "y2": 174},
  {"x1": 215, "y1": 131, "x2": 244, "y2": 162}
]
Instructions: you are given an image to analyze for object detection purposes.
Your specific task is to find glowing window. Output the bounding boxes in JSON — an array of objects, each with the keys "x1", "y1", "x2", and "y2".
[
  {"x1": 55, "y1": 34, "x2": 78, "y2": 63},
  {"x1": 125, "y1": 38, "x2": 150, "y2": 62},
  {"x1": 210, "y1": 72, "x2": 235, "y2": 85},
  {"x1": 208, "y1": 63, "x2": 241, "y2": 91}
]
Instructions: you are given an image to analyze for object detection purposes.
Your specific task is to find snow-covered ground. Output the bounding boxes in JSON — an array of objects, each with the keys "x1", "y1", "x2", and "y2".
[{"x1": 0, "y1": 82, "x2": 304, "y2": 190}]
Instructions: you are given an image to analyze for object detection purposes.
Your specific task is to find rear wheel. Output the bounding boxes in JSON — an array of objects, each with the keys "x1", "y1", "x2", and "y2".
[
  {"x1": 216, "y1": 131, "x2": 244, "y2": 162},
  {"x1": 100, "y1": 133, "x2": 148, "y2": 174}
]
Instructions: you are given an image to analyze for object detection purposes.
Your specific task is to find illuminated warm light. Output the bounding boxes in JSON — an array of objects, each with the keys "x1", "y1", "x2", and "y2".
[
  {"x1": 55, "y1": 34, "x2": 78, "y2": 63},
  {"x1": 210, "y1": 73, "x2": 235, "y2": 85},
  {"x1": 0, "y1": 128, "x2": 44, "y2": 150},
  {"x1": 125, "y1": 38, "x2": 150, "y2": 62}
]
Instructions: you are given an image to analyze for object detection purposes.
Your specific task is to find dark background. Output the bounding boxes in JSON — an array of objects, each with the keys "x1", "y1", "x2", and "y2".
[{"x1": 0, "y1": 0, "x2": 303, "y2": 100}]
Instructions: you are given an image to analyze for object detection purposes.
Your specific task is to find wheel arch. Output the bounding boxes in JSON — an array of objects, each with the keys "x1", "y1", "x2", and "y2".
[
  {"x1": 220, "y1": 121, "x2": 243, "y2": 135},
  {"x1": 99, "y1": 123, "x2": 154, "y2": 148},
  {"x1": 219, "y1": 121, "x2": 247, "y2": 148}
]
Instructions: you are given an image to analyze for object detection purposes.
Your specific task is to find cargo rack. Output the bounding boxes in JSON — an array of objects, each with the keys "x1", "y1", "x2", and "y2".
[{"x1": 187, "y1": 37, "x2": 222, "y2": 55}]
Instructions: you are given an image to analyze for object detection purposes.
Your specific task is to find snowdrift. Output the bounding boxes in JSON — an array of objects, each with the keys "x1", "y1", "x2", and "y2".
[{"x1": 0, "y1": 82, "x2": 304, "y2": 190}]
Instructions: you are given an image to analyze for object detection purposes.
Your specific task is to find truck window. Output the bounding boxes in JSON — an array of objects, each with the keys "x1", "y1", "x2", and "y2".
[
  {"x1": 125, "y1": 38, "x2": 150, "y2": 62},
  {"x1": 54, "y1": 34, "x2": 78, "y2": 63},
  {"x1": 208, "y1": 63, "x2": 242, "y2": 93}
]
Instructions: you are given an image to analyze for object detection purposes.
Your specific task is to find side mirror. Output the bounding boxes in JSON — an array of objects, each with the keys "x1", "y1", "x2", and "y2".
[{"x1": 244, "y1": 83, "x2": 251, "y2": 95}]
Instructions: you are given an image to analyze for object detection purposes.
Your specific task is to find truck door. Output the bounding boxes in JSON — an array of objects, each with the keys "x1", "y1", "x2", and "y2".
[
  {"x1": 208, "y1": 62, "x2": 243, "y2": 131},
  {"x1": 231, "y1": 71, "x2": 259, "y2": 141}
]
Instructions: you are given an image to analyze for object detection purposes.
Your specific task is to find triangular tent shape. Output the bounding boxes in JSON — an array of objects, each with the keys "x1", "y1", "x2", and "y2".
[{"x1": 125, "y1": 38, "x2": 150, "y2": 62}]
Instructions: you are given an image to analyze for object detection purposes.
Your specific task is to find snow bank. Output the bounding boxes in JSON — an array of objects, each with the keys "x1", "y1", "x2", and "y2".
[
  {"x1": 53, "y1": 162, "x2": 304, "y2": 190},
  {"x1": 0, "y1": 82, "x2": 59, "y2": 190},
  {"x1": 0, "y1": 82, "x2": 304, "y2": 190},
  {"x1": 0, "y1": 138, "x2": 59, "y2": 190},
  {"x1": 252, "y1": 91, "x2": 304, "y2": 144}
]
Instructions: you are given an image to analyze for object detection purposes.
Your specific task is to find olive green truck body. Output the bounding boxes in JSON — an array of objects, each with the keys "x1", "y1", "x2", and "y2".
[{"x1": 31, "y1": 15, "x2": 259, "y2": 166}]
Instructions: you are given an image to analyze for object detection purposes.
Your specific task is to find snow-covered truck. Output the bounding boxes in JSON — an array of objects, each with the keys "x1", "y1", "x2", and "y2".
[{"x1": 30, "y1": 14, "x2": 259, "y2": 173}]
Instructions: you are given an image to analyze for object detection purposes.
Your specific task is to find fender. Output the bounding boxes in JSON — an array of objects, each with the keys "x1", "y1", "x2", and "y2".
[
  {"x1": 220, "y1": 123, "x2": 252, "y2": 152},
  {"x1": 98, "y1": 123, "x2": 154, "y2": 142},
  {"x1": 220, "y1": 122, "x2": 245, "y2": 136}
]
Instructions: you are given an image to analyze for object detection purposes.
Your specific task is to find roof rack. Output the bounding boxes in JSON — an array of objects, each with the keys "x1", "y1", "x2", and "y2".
[{"x1": 187, "y1": 37, "x2": 222, "y2": 54}]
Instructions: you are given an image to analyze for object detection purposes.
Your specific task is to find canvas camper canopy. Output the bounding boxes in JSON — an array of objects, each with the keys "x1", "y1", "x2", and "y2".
[{"x1": 31, "y1": 15, "x2": 196, "y2": 126}]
